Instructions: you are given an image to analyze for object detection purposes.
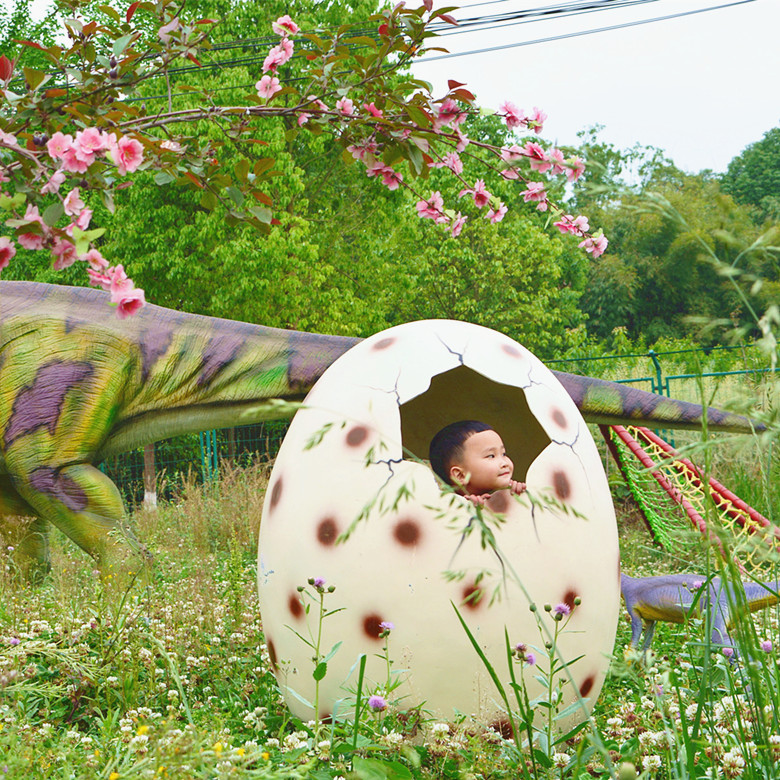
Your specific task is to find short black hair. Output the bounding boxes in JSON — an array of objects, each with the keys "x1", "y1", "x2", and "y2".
[{"x1": 429, "y1": 420, "x2": 494, "y2": 485}]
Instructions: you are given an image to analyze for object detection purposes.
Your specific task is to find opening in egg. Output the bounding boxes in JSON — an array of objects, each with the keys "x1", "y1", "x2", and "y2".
[{"x1": 398, "y1": 365, "x2": 551, "y2": 482}]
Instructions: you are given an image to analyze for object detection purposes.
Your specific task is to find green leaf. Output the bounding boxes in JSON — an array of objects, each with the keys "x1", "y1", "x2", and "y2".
[
  {"x1": 113, "y1": 33, "x2": 133, "y2": 57},
  {"x1": 227, "y1": 186, "x2": 244, "y2": 207},
  {"x1": 0, "y1": 192, "x2": 26, "y2": 212},
  {"x1": 312, "y1": 661, "x2": 327, "y2": 681},
  {"x1": 98, "y1": 4, "x2": 121, "y2": 21},
  {"x1": 321, "y1": 640, "x2": 342, "y2": 664},
  {"x1": 100, "y1": 189, "x2": 115, "y2": 215},
  {"x1": 42, "y1": 202, "x2": 64, "y2": 227},
  {"x1": 154, "y1": 171, "x2": 175, "y2": 185},
  {"x1": 22, "y1": 66, "x2": 48, "y2": 90},
  {"x1": 234, "y1": 158, "x2": 249, "y2": 182},
  {"x1": 353, "y1": 757, "x2": 413, "y2": 780},
  {"x1": 199, "y1": 190, "x2": 218, "y2": 210},
  {"x1": 249, "y1": 205, "x2": 272, "y2": 224}
]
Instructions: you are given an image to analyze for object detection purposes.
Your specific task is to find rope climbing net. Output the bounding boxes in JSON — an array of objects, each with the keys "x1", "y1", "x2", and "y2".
[{"x1": 603, "y1": 424, "x2": 780, "y2": 573}]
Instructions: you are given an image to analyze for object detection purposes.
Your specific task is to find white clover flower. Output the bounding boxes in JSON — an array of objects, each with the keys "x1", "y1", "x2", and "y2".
[
  {"x1": 722, "y1": 748, "x2": 745, "y2": 778},
  {"x1": 641, "y1": 696, "x2": 655, "y2": 710},
  {"x1": 642, "y1": 755, "x2": 662, "y2": 772},
  {"x1": 552, "y1": 752, "x2": 569, "y2": 768}
]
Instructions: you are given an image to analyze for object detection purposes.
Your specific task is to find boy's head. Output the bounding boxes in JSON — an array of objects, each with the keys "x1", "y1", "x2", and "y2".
[{"x1": 429, "y1": 420, "x2": 514, "y2": 494}]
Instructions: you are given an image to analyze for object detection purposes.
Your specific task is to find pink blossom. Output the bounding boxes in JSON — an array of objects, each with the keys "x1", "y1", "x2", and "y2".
[
  {"x1": 554, "y1": 214, "x2": 590, "y2": 236},
  {"x1": 63, "y1": 187, "x2": 85, "y2": 216},
  {"x1": 74, "y1": 208, "x2": 92, "y2": 232},
  {"x1": 566, "y1": 156, "x2": 585, "y2": 182},
  {"x1": 47, "y1": 132, "x2": 74, "y2": 160},
  {"x1": 263, "y1": 37, "x2": 294, "y2": 73},
  {"x1": 116, "y1": 287, "x2": 146, "y2": 318},
  {"x1": 499, "y1": 144, "x2": 523, "y2": 179},
  {"x1": 547, "y1": 148, "x2": 566, "y2": 176},
  {"x1": 529, "y1": 106, "x2": 547, "y2": 134},
  {"x1": 75, "y1": 127, "x2": 107, "y2": 156},
  {"x1": 459, "y1": 179, "x2": 490, "y2": 209},
  {"x1": 52, "y1": 238, "x2": 78, "y2": 270},
  {"x1": 158, "y1": 17, "x2": 180, "y2": 43},
  {"x1": 428, "y1": 151, "x2": 462, "y2": 175},
  {"x1": 486, "y1": 203, "x2": 507, "y2": 223},
  {"x1": 450, "y1": 213, "x2": 467, "y2": 237},
  {"x1": 272, "y1": 15, "x2": 300, "y2": 35},
  {"x1": 60, "y1": 146, "x2": 90, "y2": 173},
  {"x1": 336, "y1": 97, "x2": 354, "y2": 116},
  {"x1": 256, "y1": 75, "x2": 281, "y2": 99},
  {"x1": 160, "y1": 140, "x2": 184, "y2": 153},
  {"x1": 523, "y1": 141, "x2": 550, "y2": 173},
  {"x1": 455, "y1": 128, "x2": 469, "y2": 152},
  {"x1": 297, "y1": 113, "x2": 311, "y2": 126},
  {"x1": 347, "y1": 140, "x2": 378, "y2": 162},
  {"x1": 499, "y1": 101, "x2": 525, "y2": 130},
  {"x1": 0, "y1": 130, "x2": 17, "y2": 146},
  {"x1": 0, "y1": 236, "x2": 16, "y2": 271},
  {"x1": 436, "y1": 98, "x2": 465, "y2": 129},
  {"x1": 88, "y1": 268, "x2": 110, "y2": 288},
  {"x1": 363, "y1": 102, "x2": 383, "y2": 118},
  {"x1": 81, "y1": 248, "x2": 108, "y2": 270},
  {"x1": 578, "y1": 233, "x2": 608, "y2": 258},
  {"x1": 366, "y1": 160, "x2": 403, "y2": 190},
  {"x1": 416, "y1": 191, "x2": 445, "y2": 221},
  {"x1": 520, "y1": 181, "x2": 548, "y2": 211},
  {"x1": 40, "y1": 170, "x2": 65, "y2": 195},
  {"x1": 17, "y1": 232, "x2": 44, "y2": 250},
  {"x1": 109, "y1": 135, "x2": 144, "y2": 175},
  {"x1": 306, "y1": 96, "x2": 329, "y2": 112}
]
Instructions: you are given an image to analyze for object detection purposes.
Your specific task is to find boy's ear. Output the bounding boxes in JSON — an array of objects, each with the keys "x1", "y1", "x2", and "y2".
[{"x1": 449, "y1": 464, "x2": 467, "y2": 487}]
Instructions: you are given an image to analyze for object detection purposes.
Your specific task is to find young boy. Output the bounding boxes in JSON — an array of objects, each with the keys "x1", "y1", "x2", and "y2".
[{"x1": 429, "y1": 420, "x2": 527, "y2": 506}]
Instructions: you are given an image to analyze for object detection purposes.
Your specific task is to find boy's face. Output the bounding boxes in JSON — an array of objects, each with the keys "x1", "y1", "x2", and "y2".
[{"x1": 449, "y1": 429, "x2": 514, "y2": 494}]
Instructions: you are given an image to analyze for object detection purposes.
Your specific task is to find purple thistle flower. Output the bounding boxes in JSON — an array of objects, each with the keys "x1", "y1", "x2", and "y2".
[
  {"x1": 722, "y1": 647, "x2": 735, "y2": 659},
  {"x1": 525, "y1": 652, "x2": 536, "y2": 665},
  {"x1": 368, "y1": 694, "x2": 387, "y2": 712},
  {"x1": 761, "y1": 639, "x2": 773, "y2": 653},
  {"x1": 553, "y1": 603, "x2": 571, "y2": 620},
  {"x1": 312, "y1": 577, "x2": 326, "y2": 588},
  {"x1": 9, "y1": 637, "x2": 20, "y2": 646},
  {"x1": 379, "y1": 621, "x2": 395, "y2": 631}
]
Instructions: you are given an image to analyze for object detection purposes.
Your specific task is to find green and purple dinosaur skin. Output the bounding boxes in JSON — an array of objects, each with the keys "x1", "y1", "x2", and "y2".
[
  {"x1": 0, "y1": 280, "x2": 763, "y2": 573},
  {"x1": 621, "y1": 572, "x2": 780, "y2": 653}
]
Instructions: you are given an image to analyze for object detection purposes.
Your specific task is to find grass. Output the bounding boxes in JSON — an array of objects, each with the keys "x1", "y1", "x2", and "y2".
[{"x1": 2, "y1": 439, "x2": 780, "y2": 779}]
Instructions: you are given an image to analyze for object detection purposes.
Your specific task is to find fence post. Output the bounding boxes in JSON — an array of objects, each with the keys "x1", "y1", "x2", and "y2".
[
  {"x1": 648, "y1": 349, "x2": 666, "y2": 397},
  {"x1": 143, "y1": 443, "x2": 157, "y2": 509},
  {"x1": 199, "y1": 430, "x2": 219, "y2": 483}
]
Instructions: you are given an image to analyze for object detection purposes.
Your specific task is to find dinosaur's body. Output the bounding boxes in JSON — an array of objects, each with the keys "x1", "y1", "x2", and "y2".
[
  {"x1": 620, "y1": 572, "x2": 780, "y2": 651},
  {"x1": 0, "y1": 281, "x2": 763, "y2": 571}
]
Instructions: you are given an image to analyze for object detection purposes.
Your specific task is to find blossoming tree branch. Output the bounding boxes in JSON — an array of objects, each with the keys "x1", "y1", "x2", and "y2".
[{"x1": 0, "y1": 0, "x2": 607, "y2": 316}]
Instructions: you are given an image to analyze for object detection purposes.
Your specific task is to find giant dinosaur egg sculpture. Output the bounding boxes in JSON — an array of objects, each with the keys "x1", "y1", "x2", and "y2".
[{"x1": 257, "y1": 320, "x2": 620, "y2": 730}]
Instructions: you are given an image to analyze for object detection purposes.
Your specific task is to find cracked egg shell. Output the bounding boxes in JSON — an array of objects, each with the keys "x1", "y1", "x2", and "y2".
[{"x1": 257, "y1": 320, "x2": 620, "y2": 729}]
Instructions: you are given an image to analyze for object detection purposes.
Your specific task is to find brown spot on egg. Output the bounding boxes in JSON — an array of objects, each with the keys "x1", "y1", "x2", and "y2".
[
  {"x1": 490, "y1": 718, "x2": 514, "y2": 740},
  {"x1": 552, "y1": 470, "x2": 571, "y2": 500},
  {"x1": 346, "y1": 425, "x2": 368, "y2": 447},
  {"x1": 288, "y1": 593, "x2": 303, "y2": 619},
  {"x1": 579, "y1": 674, "x2": 595, "y2": 698},
  {"x1": 562, "y1": 589, "x2": 578, "y2": 612},
  {"x1": 267, "y1": 639, "x2": 278, "y2": 671},
  {"x1": 461, "y1": 583, "x2": 484, "y2": 610},
  {"x1": 501, "y1": 344, "x2": 522, "y2": 358},
  {"x1": 317, "y1": 517, "x2": 339, "y2": 546},
  {"x1": 362, "y1": 613, "x2": 385, "y2": 640},
  {"x1": 373, "y1": 337, "x2": 395, "y2": 350},
  {"x1": 486, "y1": 490, "x2": 510, "y2": 514},
  {"x1": 320, "y1": 712, "x2": 333, "y2": 725},
  {"x1": 269, "y1": 476, "x2": 283, "y2": 511},
  {"x1": 394, "y1": 518, "x2": 421, "y2": 547},
  {"x1": 551, "y1": 408, "x2": 567, "y2": 428}
]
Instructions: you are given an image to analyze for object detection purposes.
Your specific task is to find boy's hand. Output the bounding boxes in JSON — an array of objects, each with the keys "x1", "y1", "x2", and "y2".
[
  {"x1": 465, "y1": 493, "x2": 491, "y2": 506},
  {"x1": 509, "y1": 480, "x2": 527, "y2": 495}
]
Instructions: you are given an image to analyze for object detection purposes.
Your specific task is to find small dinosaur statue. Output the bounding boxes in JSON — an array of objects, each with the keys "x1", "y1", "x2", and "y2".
[
  {"x1": 0, "y1": 281, "x2": 763, "y2": 575},
  {"x1": 620, "y1": 572, "x2": 780, "y2": 652}
]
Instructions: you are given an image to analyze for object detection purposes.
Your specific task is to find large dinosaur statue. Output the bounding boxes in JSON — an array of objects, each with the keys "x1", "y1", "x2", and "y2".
[
  {"x1": 621, "y1": 572, "x2": 780, "y2": 653},
  {"x1": 0, "y1": 280, "x2": 763, "y2": 574}
]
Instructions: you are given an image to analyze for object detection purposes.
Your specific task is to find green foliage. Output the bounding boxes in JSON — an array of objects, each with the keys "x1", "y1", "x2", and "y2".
[{"x1": 722, "y1": 126, "x2": 780, "y2": 223}]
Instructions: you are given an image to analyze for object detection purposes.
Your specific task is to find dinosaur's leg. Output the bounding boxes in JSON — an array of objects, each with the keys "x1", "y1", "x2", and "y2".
[
  {"x1": 12, "y1": 462, "x2": 150, "y2": 580},
  {"x1": 0, "y1": 475, "x2": 51, "y2": 580},
  {"x1": 641, "y1": 621, "x2": 656, "y2": 653},
  {"x1": 628, "y1": 608, "x2": 644, "y2": 647}
]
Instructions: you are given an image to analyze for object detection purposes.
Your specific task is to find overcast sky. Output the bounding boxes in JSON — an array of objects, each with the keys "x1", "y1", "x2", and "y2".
[{"x1": 412, "y1": 0, "x2": 780, "y2": 174}]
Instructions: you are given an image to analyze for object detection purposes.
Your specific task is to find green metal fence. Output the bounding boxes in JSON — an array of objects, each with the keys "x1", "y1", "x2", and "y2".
[{"x1": 106, "y1": 344, "x2": 774, "y2": 507}]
